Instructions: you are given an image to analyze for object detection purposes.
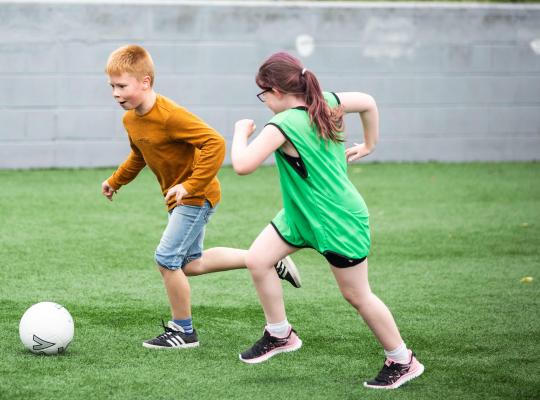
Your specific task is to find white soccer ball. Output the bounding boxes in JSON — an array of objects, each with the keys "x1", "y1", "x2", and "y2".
[{"x1": 19, "y1": 302, "x2": 74, "y2": 355}]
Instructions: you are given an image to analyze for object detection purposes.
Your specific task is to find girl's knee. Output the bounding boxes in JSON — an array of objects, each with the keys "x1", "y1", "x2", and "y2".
[
  {"x1": 342, "y1": 290, "x2": 371, "y2": 310},
  {"x1": 245, "y1": 251, "x2": 272, "y2": 272}
]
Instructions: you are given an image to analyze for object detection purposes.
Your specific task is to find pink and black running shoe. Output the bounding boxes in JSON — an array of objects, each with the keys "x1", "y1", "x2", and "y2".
[
  {"x1": 364, "y1": 350, "x2": 424, "y2": 389},
  {"x1": 239, "y1": 328, "x2": 302, "y2": 364}
]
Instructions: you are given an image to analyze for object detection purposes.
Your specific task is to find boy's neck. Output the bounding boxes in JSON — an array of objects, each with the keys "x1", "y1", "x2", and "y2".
[{"x1": 135, "y1": 90, "x2": 157, "y2": 116}]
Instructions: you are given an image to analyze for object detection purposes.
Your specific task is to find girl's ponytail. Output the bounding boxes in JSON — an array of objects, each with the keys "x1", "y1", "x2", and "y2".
[{"x1": 303, "y1": 70, "x2": 344, "y2": 142}]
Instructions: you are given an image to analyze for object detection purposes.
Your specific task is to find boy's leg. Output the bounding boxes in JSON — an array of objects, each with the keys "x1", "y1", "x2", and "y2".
[
  {"x1": 182, "y1": 247, "x2": 247, "y2": 275},
  {"x1": 239, "y1": 224, "x2": 303, "y2": 363},
  {"x1": 160, "y1": 267, "x2": 191, "y2": 320},
  {"x1": 330, "y1": 260, "x2": 424, "y2": 389},
  {"x1": 143, "y1": 203, "x2": 212, "y2": 350}
]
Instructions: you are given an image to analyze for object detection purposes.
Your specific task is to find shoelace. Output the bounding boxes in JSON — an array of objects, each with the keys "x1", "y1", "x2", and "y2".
[
  {"x1": 155, "y1": 320, "x2": 179, "y2": 341},
  {"x1": 375, "y1": 362, "x2": 408, "y2": 383},
  {"x1": 250, "y1": 332, "x2": 284, "y2": 354}
]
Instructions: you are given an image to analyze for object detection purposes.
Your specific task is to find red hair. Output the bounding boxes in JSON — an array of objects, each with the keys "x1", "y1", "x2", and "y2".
[{"x1": 256, "y1": 52, "x2": 344, "y2": 142}]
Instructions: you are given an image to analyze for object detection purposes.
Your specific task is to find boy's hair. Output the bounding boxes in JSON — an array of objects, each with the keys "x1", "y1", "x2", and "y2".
[{"x1": 106, "y1": 45, "x2": 155, "y2": 86}]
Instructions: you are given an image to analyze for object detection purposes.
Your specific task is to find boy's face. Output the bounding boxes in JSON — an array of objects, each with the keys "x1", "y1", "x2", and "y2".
[{"x1": 108, "y1": 73, "x2": 150, "y2": 110}]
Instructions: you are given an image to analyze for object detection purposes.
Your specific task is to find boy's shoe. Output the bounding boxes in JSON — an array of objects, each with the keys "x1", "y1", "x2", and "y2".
[
  {"x1": 363, "y1": 350, "x2": 424, "y2": 389},
  {"x1": 142, "y1": 321, "x2": 199, "y2": 349},
  {"x1": 239, "y1": 327, "x2": 302, "y2": 364},
  {"x1": 274, "y1": 256, "x2": 302, "y2": 288}
]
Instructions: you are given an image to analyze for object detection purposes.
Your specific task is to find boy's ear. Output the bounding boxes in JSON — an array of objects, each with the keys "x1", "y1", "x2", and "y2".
[{"x1": 142, "y1": 75, "x2": 152, "y2": 90}]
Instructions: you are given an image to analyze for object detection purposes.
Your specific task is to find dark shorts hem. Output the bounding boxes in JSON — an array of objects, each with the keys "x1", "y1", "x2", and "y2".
[{"x1": 323, "y1": 251, "x2": 367, "y2": 268}]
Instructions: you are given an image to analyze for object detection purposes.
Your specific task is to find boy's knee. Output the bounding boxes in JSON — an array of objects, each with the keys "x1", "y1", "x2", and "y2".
[{"x1": 154, "y1": 252, "x2": 182, "y2": 271}]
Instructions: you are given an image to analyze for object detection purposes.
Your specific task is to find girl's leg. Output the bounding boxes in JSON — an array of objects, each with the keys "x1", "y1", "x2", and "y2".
[
  {"x1": 239, "y1": 224, "x2": 303, "y2": 364},
  {"x1": 245, "y1": 225, "x2": 297, "y2": 323},
  {"x1": 330, "y1": 259, "x2": 403, "y2": 351},
  {"x1": 333, "y1": 260, "x2": 425, "y2": 389}
]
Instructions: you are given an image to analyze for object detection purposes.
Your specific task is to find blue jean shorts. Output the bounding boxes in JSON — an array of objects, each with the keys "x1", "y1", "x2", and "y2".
[{"x1": 154, "y1": 201, "x2": 216, "y2": 270}]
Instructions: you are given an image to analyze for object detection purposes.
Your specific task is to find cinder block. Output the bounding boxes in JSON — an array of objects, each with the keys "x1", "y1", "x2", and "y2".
[
  {"x1": 59, "y1": 43, "x2": 121, "y2": 74},
  {"x1": 0, "y1": 43, "x2": 58, "y2": 73},
  {"x1": 57, "y1": 76, "x2": 110, "y2": 107},
  {"x1": 25, "y1": 111, "x2": 56, "y2": 140},
  {"x1": 149, "y1": 5, "x2": 203, "y2": 40},
  {"x1": 373, "y1": 137, "x2": 540, "y2": 162},
  {"x1": 142, "y1": 44, "x2": 178, "y2": 74},
  {"x1": 0, "y1": 111, "x2": 25, "y2": 140},
  {"x1": 0, "y1": 142, "x2": 56, "y2": 169},
  {"x1": 56, "y1": 109, "x2": 118, "y2": 139},
  {"x1": 199, "y1": 44, "x2": 261, "y2": 74},
  {"x1": 54, "y1": 140, "x2": 130, "y2": 168},
  {"x1": 313, "y1": 7, "x2": 384, "y2": 42},
  {"x1": 487, "y1": 106, "x2": 540, "y2": 136},
  {"x1": 53, "y1": 4, "x2": 149, "y2": 41},
  {"x1": 203, "y1": 5, "x2": 315, "y2": 42},
  {"x1": 0, "y1": 77, "x2": 56, "y2": 107}
]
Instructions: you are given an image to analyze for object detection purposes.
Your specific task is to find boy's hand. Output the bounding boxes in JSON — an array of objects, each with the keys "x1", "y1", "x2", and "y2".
[
  {"x1": 234, "y1": 119, "x2": 256, "y2": 138},
  {"x1": 101, "y1": 180, "x2": 117, "y2": 201},
  {"x1": 345, "y1": 142, "x2": 372, "y2": 163},
  {"x1": 165, "y1": 184, "x2": 188, "y2": 205}
]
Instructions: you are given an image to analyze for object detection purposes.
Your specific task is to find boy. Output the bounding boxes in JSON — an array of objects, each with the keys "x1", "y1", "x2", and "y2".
[{"x1": 101, "y1": 45, "x2": 301, "y2": 349}]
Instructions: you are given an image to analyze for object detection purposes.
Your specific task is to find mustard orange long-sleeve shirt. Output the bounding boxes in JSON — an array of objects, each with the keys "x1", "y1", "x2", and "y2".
[{"x1": 107, "y1": 94, "x2": 226, "y2": 211}]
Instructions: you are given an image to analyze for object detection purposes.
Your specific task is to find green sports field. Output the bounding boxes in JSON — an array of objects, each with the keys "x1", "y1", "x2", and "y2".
[{"x1": 0, "y1": 163, "x2": 538, "y2": 400}]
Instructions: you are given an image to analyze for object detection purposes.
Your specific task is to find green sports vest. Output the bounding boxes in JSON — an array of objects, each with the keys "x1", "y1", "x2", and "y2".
[{"x1": 269, "y1": 92, "x2": 370, "y2": 265}]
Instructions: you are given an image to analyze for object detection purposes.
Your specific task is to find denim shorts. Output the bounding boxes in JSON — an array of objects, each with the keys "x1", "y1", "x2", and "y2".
[{"x1": 154, "y1": 201, "x2": 216, "y2": 270}]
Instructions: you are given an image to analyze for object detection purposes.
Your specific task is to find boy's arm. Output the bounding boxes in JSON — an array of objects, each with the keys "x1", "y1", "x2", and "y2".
[
  {"x1": 106, "y1": 138, "x2": 146, "y2": 190},
  {"x1": 166, "y1": 108, "x2": 226, "y2": 196}
]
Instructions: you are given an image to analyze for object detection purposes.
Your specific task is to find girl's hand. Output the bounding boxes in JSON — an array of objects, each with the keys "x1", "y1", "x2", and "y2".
[
  {"x1": 165, "y1": 184, "x2": 188, "y2": 205},
  {"x1": 234, "y1": 119, "x2": 257, "y2": 138},
  {"x1": 345, "y1": 142, "x2": 372, "y2": 163}
]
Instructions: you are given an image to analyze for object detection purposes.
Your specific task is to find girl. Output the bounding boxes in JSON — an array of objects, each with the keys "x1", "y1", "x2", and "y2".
[{"x1": 231, "y1": 52, "x2": 424, "y2": 389}]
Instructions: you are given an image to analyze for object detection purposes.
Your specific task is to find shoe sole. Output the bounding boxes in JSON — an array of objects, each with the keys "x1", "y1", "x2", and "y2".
[
  {"x1": 238, "y1": 337, "x2": 303, "y2": 364},
  {"x1": 142, "y1": 342, "x2": 200, "y2": 350},
  {"x1": 283, "y1": 256, "x2": 302, "y2": 288},
  {"x1": 363, "y1": 362, "x2": 425, "y2": 390}
]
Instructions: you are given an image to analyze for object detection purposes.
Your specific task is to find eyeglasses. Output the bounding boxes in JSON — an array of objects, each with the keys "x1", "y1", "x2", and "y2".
[{"x1": 256, "y1": 88, "x2": 271, "y2": 102}]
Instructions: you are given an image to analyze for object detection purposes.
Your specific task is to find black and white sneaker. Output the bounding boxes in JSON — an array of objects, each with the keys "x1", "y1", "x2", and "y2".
[
  {"x1": 142, "y1": 321, "x2": 199, "y2": 349},
  {"x1": 274, "y1": 256, "x2": 302, "y2": 288}
]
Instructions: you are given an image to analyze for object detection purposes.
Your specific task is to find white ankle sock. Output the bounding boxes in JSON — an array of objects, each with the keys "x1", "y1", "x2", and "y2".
[
  {"x1": 266, "y1": 320, "x2": 291, "y2": 338},
  {"x1": 384, "y1": 342, "x2": 410, "y2": 364}
]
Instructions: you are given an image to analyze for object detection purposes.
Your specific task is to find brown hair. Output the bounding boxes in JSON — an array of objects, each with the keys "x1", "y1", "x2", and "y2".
[
  {"x1": 105, "y1": 45, "x2": 155, "y2": 86},
  {"x1": 256, "y1": 52, "x2": 344, "y2": 142}
]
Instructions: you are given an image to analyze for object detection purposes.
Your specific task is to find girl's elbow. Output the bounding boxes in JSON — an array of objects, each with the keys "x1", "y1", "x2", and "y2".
[{"x1": 232, "y1": 162, "x2": 254, "y2": 175}]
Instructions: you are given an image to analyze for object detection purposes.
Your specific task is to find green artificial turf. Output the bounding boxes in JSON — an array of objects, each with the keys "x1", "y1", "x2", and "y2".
[{"x1": 0, "y1": 163, "x2": 538, "y2": 400}]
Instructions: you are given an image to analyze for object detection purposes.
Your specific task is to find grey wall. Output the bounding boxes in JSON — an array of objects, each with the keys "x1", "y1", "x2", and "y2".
[{"x1": 1, "y1": 1, "x2": 539, "y2": 169}]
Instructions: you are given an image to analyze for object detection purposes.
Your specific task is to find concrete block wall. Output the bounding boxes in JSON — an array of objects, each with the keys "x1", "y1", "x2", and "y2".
[{"x1": 0, "y1": 1, "x2": 539, "y2": 169}]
